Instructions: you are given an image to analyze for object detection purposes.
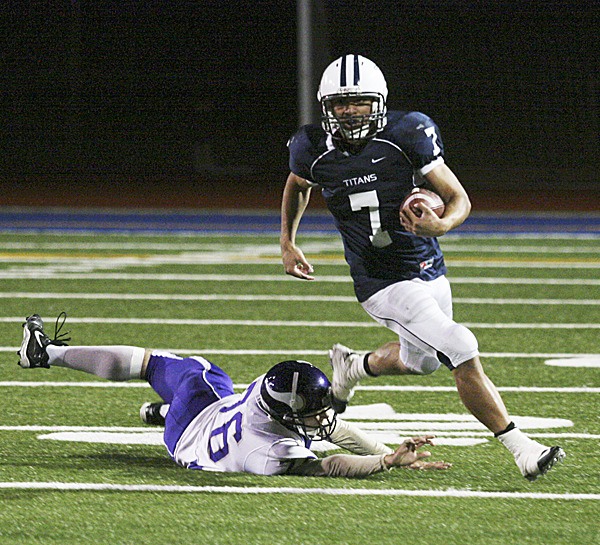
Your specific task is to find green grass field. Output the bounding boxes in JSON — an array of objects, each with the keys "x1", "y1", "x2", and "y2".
[{"x1": 0, "y1": 228, "x2": 598, "y2": 544}]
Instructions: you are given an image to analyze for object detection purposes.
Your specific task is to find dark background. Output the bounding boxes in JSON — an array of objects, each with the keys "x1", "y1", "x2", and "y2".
[{"x1": 2, "y1": 1, "x2": 598, "y2": 209}]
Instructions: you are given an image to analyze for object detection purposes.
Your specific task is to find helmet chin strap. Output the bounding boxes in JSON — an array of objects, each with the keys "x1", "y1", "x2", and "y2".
[{"x1": 339, "y1": 121, "x2": 374, "y2": 141}]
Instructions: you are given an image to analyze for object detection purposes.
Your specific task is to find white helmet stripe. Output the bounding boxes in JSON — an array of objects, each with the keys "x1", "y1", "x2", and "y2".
[
  {"x1": 263, "y1": 372, "x2": 305, "y2": 411},
  {"x1": 289, "y1": 371, "x2": 300, "y2": 410}
]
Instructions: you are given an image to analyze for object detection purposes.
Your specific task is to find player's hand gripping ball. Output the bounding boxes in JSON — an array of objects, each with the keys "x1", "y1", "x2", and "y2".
[{"x1": 400, "y1": 187, "x2": 445, "y2": 218}]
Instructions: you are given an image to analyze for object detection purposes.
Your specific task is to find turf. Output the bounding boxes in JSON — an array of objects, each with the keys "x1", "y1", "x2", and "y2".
[{"x1": 0, "y1": 229, "x2": 598, "y2": 544}]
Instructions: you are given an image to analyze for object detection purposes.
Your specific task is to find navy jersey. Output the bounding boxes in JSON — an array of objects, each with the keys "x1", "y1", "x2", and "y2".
[{"x1": 288, "y1": 110, "x2": 448, "y2": 302}]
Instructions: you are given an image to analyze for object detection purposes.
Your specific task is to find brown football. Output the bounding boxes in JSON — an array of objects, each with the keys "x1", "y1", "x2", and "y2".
[{"x1": 400, "y1": 187, "x2": 445, "y2": 218}]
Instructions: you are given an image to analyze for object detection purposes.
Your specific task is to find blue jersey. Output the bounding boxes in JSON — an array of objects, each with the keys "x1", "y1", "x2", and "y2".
[{"x1": 288, "y1": 110, "x2": 447, "y2": 302}]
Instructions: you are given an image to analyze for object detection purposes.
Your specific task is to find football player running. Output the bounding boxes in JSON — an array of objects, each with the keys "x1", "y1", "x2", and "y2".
[
  {"x1": 280, "y1": 54, "x2": 564, "y2": 481},
  {"x1": 18, "y1": 314, "x2": 450, "y2": 477}
]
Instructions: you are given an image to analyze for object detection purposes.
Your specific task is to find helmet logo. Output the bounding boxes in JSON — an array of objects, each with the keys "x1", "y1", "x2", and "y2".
[{"x1": 264, "y1": 372, "x2": 306, "y2": 411}]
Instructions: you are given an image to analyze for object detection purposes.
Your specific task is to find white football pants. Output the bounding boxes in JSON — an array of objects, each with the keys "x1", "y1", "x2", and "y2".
[{"x1": 360, "y1": 275, "x2": 479, "y2": 374}]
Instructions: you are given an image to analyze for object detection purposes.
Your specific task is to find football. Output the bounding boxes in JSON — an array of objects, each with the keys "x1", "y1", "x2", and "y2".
[{"x1": 400, "y1": 187, "x2": 445, "y2": 218}]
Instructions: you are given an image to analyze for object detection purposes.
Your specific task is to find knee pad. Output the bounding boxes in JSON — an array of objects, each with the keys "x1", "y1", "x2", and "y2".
[
  {"x1": 400, "y1": 323, "x2": 479, "y2": 374},
  {"x1": 415, "y1": 356, "x2": 443, "y2": 375},
  {"x1": 400, "y1": 344, "x2": 442, "y2": 375},
  {"x1": 439, "y1": 323, "x2": 479, "y2": 369}
]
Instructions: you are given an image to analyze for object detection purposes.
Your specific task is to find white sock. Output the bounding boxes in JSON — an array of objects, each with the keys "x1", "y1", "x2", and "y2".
[
  {"x1": 496, "y1": 426, "x2": 545, "y2": 456},
  {"x1": 46, "y1": 345, "x2": 145, "y2": 381},
  {"x1": 347, "y1": 352, "x2": 369, "y2": 383}
]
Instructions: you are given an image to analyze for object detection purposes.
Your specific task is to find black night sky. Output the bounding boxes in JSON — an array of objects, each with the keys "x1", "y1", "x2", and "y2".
[{"x1": 2, "y1": 1, "x2": 598, "y2": 207}]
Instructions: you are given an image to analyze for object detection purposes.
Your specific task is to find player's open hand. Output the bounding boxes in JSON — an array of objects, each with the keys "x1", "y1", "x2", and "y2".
[{"x1": 384, "y1": 435, "x2": 450, "y2": 470}]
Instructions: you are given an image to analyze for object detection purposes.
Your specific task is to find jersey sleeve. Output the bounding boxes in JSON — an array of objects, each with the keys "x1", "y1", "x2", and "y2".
[
  {"x1": 401, "y1": 112, "x2": 445, "y2": 175},
  {"x1": 328, "y1": 418, "x2": 393, "y2": 456},
  {"x1": 287, "y1": 126, "x2": 319, "y2": 182},
  {"x1": 286, "y1": 453, "x2": 389, "y2": 478}
]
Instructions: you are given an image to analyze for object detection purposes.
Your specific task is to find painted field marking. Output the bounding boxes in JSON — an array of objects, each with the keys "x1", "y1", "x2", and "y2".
[
  {"x1": 2, "y1": 240, "x2": 599, "y2": 254},
  {"x1": 0, "y1": 271, "x2": 599, "y2": 285},
  {"x1": 2, "y1": 258, "x2": 600, "y2": 274},
  {"x1": 1, "y1": 425, "x2": 597, "y2": 441},
  {"x1": 18, "y1": 428, "x2": 599, "y2": 442},
  {"x1": 2, "y1": 346, "x2": 600, "y2": 363},
  {"x1": 0, "y1": 481, "x2": 597, "y2": 500},
  {"x1": 5, "y1": 401, "x2": 592, "y2": 449},
  {"x1": 0, "y1": 292, "x2": 360, "y2": 303},
  {"x1": 2, "y1": 255, "x2": 600, "y2": 269},
  {"x1": 0, "y1": 382, "x2": 598, "y2": 393},
  {"x1": 0, "y1": 316, "x2": 598, "y2": 328},
  {"x1": 0, "y1": 292, "x2": 598, "y2": 306},
  {"x1": 545, "y1": 357, "x2": 600, "y2": 368}
]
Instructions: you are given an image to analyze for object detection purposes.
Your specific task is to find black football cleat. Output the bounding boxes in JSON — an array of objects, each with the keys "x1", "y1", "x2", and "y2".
[
  {"x1": 524, "y1": 446, "x2": 566, "y2": 482},
  {"x1": 18, "y1": 313, "x2": 70, "y2": 368},
  {"x1": 140, "y1": 402, "x2": 167, "y2": 426}
]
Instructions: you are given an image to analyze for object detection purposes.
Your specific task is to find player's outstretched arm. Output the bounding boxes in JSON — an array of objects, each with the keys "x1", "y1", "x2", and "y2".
[
  {"x1": 287, "y1": 436, "x2": 451, "y2": 478},
  {"x1": 328, "y1": 417, "x2": 393, "y2": 456},
  {"x1": 280, "y1": 172, "x2": 315, "y2": 280}
]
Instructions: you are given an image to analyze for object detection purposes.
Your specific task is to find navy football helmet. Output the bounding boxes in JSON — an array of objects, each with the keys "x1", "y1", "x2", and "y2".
[{"x1": 260, "y1": 360, "x2": 337, "y2": 441}]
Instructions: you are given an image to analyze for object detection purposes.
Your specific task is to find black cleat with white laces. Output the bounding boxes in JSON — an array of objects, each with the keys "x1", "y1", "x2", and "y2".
[{"x1": 18, "y1": 313, "x2": 71, "y2": 369}]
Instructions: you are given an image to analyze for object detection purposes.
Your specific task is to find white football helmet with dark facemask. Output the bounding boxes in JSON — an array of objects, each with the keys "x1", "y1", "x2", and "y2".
[{"x1": 317, "y1": 54, "x2": 388, "y2": 141}]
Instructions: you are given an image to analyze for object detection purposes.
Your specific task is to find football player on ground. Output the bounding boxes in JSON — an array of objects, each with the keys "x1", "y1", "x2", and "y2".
[
  {"x1": 280, "y1": 54, "x2": 564, "y2": 481},
  {"x1": 18, "y1": 314, "x2": 450, "y2": 477}
]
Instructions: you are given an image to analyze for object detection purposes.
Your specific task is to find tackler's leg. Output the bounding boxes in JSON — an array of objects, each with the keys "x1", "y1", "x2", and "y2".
[{"x1": 18, "y1": 314, "x2": 146, "y2": 381}]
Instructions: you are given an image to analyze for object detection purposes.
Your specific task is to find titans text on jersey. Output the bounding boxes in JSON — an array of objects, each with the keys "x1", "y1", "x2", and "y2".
[{"x1": 288, "y1": 110, "x2": 447, "y2": 302}]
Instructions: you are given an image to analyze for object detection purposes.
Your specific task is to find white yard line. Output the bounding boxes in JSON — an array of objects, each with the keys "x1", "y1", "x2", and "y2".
[
  {"x1": 0, "y1": 382, "x2": 598, "y2": 393},
  {"x1": 447, "y1": 261, "x2": 600, "y2": 269},
  {"x1": 1, "y1": 347, "x2": 598, "y2": 359},
  {"x1": 0, "y1": 425, "x2": 154, "y2": 431},
  {"x1": 2, "y1": 241, "x2": 598, "y2": 253},
  {"x1": 0, "y1": 481, "x2": 596, "y2": 499},
  {"x1": 3, "y1": 425, "x2": 598, "y2": 440},
  {"x1": 443, "y1": 245, "x2": 600, "y2": 254},
  {"x1": 2, "y1": 257, "x2": 599, "y2": 269},
  {"x1": 0, "y1": 316, "x2": 598, "y2": 328},
  {"x1": 0, "y1": 272, "x2": 599, "y2": 284},
  {"x1": 453, "y1": 298, "x2": 599, "y2": 305},
  {"x1": 0, "y1": 292, "x2": 598, "y2": 305},
  {"x1": 0, "y1": 292, "x2": 360, "y2": 302}
]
